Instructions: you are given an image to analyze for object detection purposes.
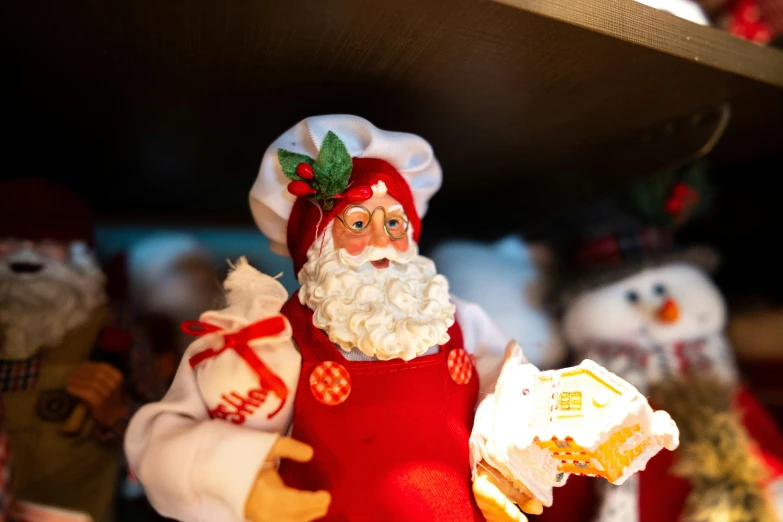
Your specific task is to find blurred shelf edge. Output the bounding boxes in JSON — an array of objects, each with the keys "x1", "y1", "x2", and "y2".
[
  {"x1": 494, "y1": 0, "x2": 783, "y2": 88},
  {"x1": 2, "y1": 0, "x2": 782, "y2": 227}
]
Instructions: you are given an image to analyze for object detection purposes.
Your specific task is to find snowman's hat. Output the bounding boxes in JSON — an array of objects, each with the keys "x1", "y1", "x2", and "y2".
[
  {"x1": 557, "y1": 229, "x2": 720, "y2": 301},
  {"x1": 550, "y1": 163, "x2": 718, "y2": 304}
]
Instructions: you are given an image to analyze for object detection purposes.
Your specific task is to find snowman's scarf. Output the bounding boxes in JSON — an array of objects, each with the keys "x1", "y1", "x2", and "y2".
[
  {"x1": 579, "y1": 335, "x2": 749, "y2": 521},
  {"x1": 650, "y1": 378, "x2": 774, "y2": 522},
  {"x1": 583, "y1": 338, "x2": 712, "y2": 374}
]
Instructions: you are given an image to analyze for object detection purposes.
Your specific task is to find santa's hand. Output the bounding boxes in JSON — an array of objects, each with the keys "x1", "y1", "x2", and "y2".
[
  {"x1": 473, "y1": 462, "x2": 543, "y2": 522},
  {"x1": 66, "y1": 362, "x2": 127, "y2": 427},
  {"x1": 245, "y1": 437, "x2": 331, "y2": 522}
]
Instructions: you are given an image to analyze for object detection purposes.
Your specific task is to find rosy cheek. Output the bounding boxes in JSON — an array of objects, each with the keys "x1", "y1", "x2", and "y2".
[
  {"x1": 332, "y1": 226, "x2": 369, "y2": 256},
  {"x1": 342, "y1": 237, "x2": 369, "y2": 256},
  {"x1": 391, "y1": 237, "x2": 410, "y2": 252}
]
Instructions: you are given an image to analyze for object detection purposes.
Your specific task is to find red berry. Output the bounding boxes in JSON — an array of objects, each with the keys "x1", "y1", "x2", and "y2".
[
  {"x1": 287, "y1": 181, "x2": 316, "y2": 197},
  {"x1": 672, "y1": 183, "x2": 689, "y2": 199},
  {"x1": 665, "y1": 198, "x2": 682, "y2": 215},
  {"x1": 344, "y1": 186, "x2": 372, "y2": 201},
  {"x1": 296, "y1": 163, "x2": 315, "y2": 180}
]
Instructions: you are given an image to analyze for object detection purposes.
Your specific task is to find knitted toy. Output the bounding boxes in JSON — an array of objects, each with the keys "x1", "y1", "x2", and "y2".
[
  {"x1": 0, "y1": 178, "x2": 160, "y2": 522},
  {"x1": 532, "y1": 165, "x2": 783, "y2": 522},
  {"x1": 651, "y1": 378, "x2": 775, "y2": 522},
  {"x1": 428, "y1": 236, "x2": 565, "y2": 369},
  {"x1": 127, "y1": 233, "x2": 223, "y2": 383}
]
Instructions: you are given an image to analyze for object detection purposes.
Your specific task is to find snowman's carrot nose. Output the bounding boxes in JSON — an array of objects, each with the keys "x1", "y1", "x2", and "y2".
[{"x1": 657, "y1": 298, "x2": 680, "y2": 323}]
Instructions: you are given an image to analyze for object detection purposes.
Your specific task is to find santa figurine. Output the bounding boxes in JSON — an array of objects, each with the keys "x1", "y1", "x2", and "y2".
[
  {"x1": 0, "y1": 178, "x2": 158, "y2": 522},
  {"x1": 125, "y1": 115, "x2": 674, "y2": 522}
]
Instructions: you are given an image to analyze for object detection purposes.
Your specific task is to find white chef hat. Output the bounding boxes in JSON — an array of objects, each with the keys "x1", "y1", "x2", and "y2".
[{"x1": 249, "y1": 114, "x2": 442, "y2": 260}]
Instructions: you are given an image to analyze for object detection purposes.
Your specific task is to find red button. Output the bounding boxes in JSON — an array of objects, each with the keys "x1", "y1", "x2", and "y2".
[
  {"x1": 447, "y1": 348, "x2": 473, "y2": 385},
  {"x1": 310, "y1": 361, "x2": 352, "y2": 406}
]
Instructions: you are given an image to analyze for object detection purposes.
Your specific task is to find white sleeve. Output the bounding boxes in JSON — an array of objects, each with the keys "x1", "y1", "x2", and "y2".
[
  {"x1": 125, "y1": 348, "x2": 290, "y2": 522},
  {"x1": 455, "y1": 298, "x2": 514, "y2": 397}
]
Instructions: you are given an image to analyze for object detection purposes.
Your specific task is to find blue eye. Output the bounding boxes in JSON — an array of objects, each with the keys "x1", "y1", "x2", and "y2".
[
  {"x1": 626, "y1": 290, "x2": 640, "y2": 304},
  {"x1": 653, "y1": 284, "x2": 666, "y2": 296},
  {"x1": 387, "y1": 219, "x2": 400, "y2": 228},
  {"x1": 351, "y1": 220, "x2": 365, "y2": 230}
]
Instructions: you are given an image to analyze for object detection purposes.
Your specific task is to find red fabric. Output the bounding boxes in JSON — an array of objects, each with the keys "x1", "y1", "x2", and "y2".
[
  {"x1": 735, "y1": 385, "x2": 783, "y2": 482},
  {"x1": 638, "y1": 445, "x2": 694, "y2": 522},
  {"x1": 532, "y1": 386, "x2": 783, "y2": 522},
  {"x1": 528, "y1": 475, "x2": 596, "y2": 522},
  {"x1": 287, "y1": 158, "x2": 421, "y2": 275},
  {"x1": 757, "y1": 0, "x2": 783, "y2": 37},
  {"x1": 97, "y1": 326, "x2": 135, "y2": 354},
  {"x1": 183, "y1": 316, "x2": 289, "y2": 418},
  {"x1": 279, "y1": 293, "x2": 484, "y2": 521},
  {"x1": 573, "y1": 229, "x2": 674, "y2": 268},
  {"x1": 0, "y1": 178, "x2": 93, "y2": 244},
  {"x1": 728, "y1": 0, "x2": 773, "y2": 42}
]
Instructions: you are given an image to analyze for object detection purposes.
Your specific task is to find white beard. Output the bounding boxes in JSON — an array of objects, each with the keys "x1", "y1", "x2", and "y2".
[
  {"x1": 0, "y1": 244, "x2": 107, "y2": 360},
  {"x1": 298, "y1": 228, "x2": 455, "y2": 361}
]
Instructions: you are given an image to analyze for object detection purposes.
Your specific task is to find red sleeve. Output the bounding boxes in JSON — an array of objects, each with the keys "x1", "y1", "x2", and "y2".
[{"x1": 736, "y1": 385, "x2": 783, "y2": 481}]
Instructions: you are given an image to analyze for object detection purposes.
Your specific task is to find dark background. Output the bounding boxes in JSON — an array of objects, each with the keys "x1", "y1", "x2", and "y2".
[
  {"x1": 1, "y1": 0, "x2": 782, "y2": 304},
  {"x1": 1, "y1": 2, "x2": 781, "y2": 519}
]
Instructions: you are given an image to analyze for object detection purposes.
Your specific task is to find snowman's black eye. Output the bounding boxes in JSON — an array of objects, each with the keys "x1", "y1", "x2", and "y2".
[
  {"x1": 653, "y1": 284, "x2": 666, "y2": 296},
  {"x1": 626, "y1": 290, "x2": 640, "y2": 304}
]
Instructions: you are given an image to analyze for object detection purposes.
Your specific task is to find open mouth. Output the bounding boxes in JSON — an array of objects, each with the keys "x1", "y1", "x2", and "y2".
[
  {"x1": 370, "y1": 258, "x2": 390, "y2": 269},
  {"x1": 10, "y1": 262, "x2": 44, "y2": 274}
]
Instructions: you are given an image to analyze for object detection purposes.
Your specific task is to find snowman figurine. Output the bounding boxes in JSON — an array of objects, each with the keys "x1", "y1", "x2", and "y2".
[{"x1": 534, "y1": 238, "x2": 783, "y2": 522}]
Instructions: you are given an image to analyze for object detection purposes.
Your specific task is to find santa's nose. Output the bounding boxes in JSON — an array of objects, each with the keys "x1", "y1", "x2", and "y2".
[
  {"x1": 369, "y1": 224, "x2": 391, "y2": 248},
  {"x1": 656, "y1": 298, "x2": 680, "y2": 324},
  {"x1": 10, "y1": 262, "x2": 44, "y2": 274}
]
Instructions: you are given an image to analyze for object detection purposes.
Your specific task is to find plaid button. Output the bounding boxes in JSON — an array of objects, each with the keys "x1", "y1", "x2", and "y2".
[
  {"x1": 447, "y1": 348, "x2": 472, "y2": 385},
  {"x1": 0, "y1": 353, "x2": 42, "y2": 392},
  {"x1": 310, "y1": 361, "x2": 351, "y2": 406}
]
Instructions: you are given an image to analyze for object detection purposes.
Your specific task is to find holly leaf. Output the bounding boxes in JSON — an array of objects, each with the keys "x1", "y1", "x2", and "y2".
[
  {"x1": 278, "y1": 149, "x2": 315, "y2": 181},
  {"x1": 624, "y1": 161, "x2": 712, "y2": 228},
  {"x1": 313, "y1": 131, "x2": 352, "y2": 196}
]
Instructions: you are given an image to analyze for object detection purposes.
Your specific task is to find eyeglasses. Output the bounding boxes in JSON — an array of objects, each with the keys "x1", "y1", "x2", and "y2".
[{"x1": 335, "y1": 204, "x2": 409, "y2": 240}]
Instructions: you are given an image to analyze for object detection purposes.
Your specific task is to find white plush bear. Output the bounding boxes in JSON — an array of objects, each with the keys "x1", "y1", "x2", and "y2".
[{"x1": 429, "y1": 236, "x2": 564, "y2": 369}]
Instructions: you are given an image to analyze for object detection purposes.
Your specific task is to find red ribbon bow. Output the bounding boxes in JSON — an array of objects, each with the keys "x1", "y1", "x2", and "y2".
[{"x1": 182, "y1": 315, "x2": 289, "y2": 419}]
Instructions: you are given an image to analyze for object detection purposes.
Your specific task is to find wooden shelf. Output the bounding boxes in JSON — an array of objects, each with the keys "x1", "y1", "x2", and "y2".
[
  {"x1": 1, "y1": 0, "x2": 781, "y2": 231},
  {"x1": 497, "y1": 0, "x2": 783, "y2": 87}
]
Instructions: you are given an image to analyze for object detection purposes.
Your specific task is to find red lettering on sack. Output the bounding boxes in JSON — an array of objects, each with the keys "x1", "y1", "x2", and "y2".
[{"x1": 208, "y1": 386, "x2": 274, "y2": 425}]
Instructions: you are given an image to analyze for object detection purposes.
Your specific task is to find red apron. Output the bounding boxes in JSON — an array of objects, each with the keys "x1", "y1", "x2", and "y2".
[{"x1": 280, "y1": 293, "x2": 484, "y2": 522}]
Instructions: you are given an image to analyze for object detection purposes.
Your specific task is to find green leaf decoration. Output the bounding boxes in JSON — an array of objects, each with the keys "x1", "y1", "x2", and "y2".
[
  {"x1": 276, "y1": 131, "x2": 354, "y2": 209},
  {"x1": 277, "y1": 149, "x2": 315, "y2": 181},
  {"x1": 624, "y1": 161, "x2": 712, "y2": 229},
  {"x1": 313, "y1": 131, "x2": 352, "y2": 197}
]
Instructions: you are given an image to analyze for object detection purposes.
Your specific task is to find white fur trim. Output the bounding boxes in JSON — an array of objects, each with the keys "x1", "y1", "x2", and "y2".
[{"x1": 371, "y1": 180, "x2": 388, "y2": 195}]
